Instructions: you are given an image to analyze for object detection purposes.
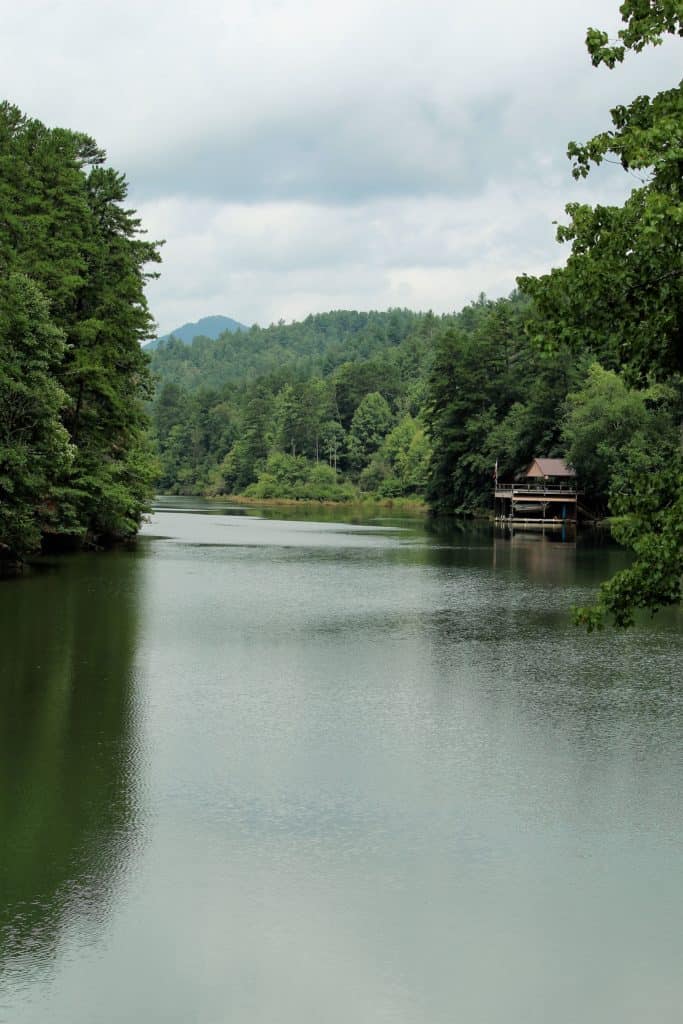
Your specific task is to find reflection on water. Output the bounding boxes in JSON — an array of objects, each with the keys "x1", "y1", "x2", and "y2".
[
  {"x1": 0, "y1": 551, "x2": 143, "y2": 978},
  {"x1": 491, "y1": 526, "x2": 630, "y2": 589},
  {"x1": 1, "y1": 502, "x2": 681, "y2": 1024}
]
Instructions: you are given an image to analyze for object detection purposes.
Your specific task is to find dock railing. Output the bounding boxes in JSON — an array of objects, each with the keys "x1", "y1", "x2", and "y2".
[{"x1": 495, "y1": 482, "x2": 579, "y2": 497}]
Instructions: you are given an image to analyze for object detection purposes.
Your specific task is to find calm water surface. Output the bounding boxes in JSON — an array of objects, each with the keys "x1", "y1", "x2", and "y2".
[{"x1": 1, "y1": 500, "x2": 682, "y2": 1023}]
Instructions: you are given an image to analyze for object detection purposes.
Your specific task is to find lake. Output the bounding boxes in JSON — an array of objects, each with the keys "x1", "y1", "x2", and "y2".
[{"x1": 1, "y1": 499, "x2": 682, "y2": 1023}]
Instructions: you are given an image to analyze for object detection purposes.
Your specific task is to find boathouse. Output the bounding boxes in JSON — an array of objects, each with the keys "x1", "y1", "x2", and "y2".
[{"x1": 494, "y1": 457, "x2": 579, "y2": 526}]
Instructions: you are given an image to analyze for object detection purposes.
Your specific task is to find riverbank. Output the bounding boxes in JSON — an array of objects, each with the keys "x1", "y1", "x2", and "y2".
[{"x1": 221, "y1": 493, "x2": 429, "y2": 514}]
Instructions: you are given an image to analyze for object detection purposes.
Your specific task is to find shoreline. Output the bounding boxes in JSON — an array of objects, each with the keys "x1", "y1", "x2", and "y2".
[{"x1": 206, "y1": 493, "x2": 430, "y2": 514}]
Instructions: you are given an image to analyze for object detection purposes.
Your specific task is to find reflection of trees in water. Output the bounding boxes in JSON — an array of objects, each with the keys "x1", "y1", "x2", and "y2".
[
  {"x1": 424, "y1": 516, "x2": 492, "y2": 543},
  {"x1": 492, "y1": 526, "x2": 633, "y2": 588},
  {"x1": 0, "y1": 551, "x2": 143, "y2": 971},
  {"x1": 491, "y1": 528, "x2": 578, "y2": 588}
]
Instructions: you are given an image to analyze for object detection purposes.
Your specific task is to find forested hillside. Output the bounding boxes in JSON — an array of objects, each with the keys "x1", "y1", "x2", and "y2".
[
  {"x1": 149, "y1": 292, "x2": 676, "y2": 523},
  {"x1": 150, "y1": 309, "x2": 423, "y2": 389},
  {"x1": 0, "y1": 102, "x2": 160, "y2": 567},
  {"x1": 149, "y1": 307, "x2": 436, "y2": 498}
]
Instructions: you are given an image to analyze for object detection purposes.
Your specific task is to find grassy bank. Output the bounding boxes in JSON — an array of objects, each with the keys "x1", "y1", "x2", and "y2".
[{"x1": 223, "y1": 493, "x2": 429, "y2": 515}]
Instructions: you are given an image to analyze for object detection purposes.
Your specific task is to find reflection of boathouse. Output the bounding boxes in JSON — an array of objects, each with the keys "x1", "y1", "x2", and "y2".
[{"x1": 495, "y1": 457, "x2": 579, "y2": 526}]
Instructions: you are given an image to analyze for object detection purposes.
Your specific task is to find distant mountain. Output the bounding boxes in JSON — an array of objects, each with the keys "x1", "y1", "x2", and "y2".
[
  {"x1": 145, "y1": 315, "x2": 248, "y2": 350},
  {"x1": 148, "y1": 308, "x2": 426, "y2": 392}
]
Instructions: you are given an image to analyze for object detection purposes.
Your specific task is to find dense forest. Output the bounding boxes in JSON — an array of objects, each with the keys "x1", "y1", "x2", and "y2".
[
  {"x1": 0, "y1": 101, "x2": 161, "y2": 566},
  {"x1": 0, "y1": 1, "x2": 680, "y2": 627},
  {"x1": 148, "y1": 288, "x2": 679, "y2": 523},
  {"x1": 148, "y1": 296, "x2": 580, "y2": 506}
]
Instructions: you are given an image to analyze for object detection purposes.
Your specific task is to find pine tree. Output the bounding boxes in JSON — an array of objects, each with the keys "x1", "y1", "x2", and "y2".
[{"x1": 0, "y1": 102, "x2": 162, "y2": 557}]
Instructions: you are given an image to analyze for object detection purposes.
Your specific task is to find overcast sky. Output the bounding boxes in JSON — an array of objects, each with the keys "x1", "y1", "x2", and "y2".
[{"x1": 3, "y1": 0, "x2": 679, "y2": 333}]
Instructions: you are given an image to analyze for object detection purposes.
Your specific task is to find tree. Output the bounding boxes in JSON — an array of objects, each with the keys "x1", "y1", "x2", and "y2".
[
  {"x1": 0, "y1": 102, "x2": 162, "y2": 553},
  {"x1": 321, "y1": 420, "x2": 346, "y2": 471},
  {"x1": 58, "y1": 163, "x2": 160, "y2": 541},
  {"x1": 347, "y1": 392, "x2": 393, "y2": 472},
  {"x1": 518, "y1": 3, "x2": 682, "y2": 627},
  {"x1": 484, "y1": 344, "x2": 583, "y2": 485},
  {"x1": 562, "y1": 364, "x2": 678, "y2": 511},
  {"x1": 361, "y1": 415, "x2": 432, "y2": 497},
  {"x1": 271, "y1": 379, "x2": 332, "y2": 459},
  {"x1": 519, "y1": 4, "x2": 681, "y2": 382},
  {"x1": 245, "y1": 451, "x2": 355, "y2": 501},
  {"x1": 424, "y1": 299, "x2": 529, "y2": 512},
  {"x1": 0, "y1": 274, "x2": 72, "y2": 562}
]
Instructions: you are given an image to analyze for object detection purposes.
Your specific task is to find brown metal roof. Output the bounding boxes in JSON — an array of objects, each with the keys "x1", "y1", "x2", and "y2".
[{"x1": 525, "y1": 457, "x2": 575, "y2": 478}]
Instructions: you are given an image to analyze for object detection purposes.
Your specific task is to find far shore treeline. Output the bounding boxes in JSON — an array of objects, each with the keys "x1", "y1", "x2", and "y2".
[{"x1": 0, "y1": 2, "x2": 681, "y2": 627}]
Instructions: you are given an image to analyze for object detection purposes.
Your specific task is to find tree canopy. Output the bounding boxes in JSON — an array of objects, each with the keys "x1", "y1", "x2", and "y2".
[
  {"x1": 518, "y1": 2, "x2": 682, "y2": 627},
  {"x1": 0, "y1": 102, "x2": 161, "y2": 565}
]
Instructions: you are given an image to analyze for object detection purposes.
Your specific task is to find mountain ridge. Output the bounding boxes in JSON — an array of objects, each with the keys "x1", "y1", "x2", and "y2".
[{"x1": 145, "y1": 314, "x2": 248, "y2": 350}]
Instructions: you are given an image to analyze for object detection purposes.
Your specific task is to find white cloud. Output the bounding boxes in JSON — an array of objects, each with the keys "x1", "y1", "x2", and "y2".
[
  {"x1": 139, "y1": 172, "x2": 619, "y2": 331},
  {"x1": 2, "y1": 0, "x2": 679, "y2": 329}
]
